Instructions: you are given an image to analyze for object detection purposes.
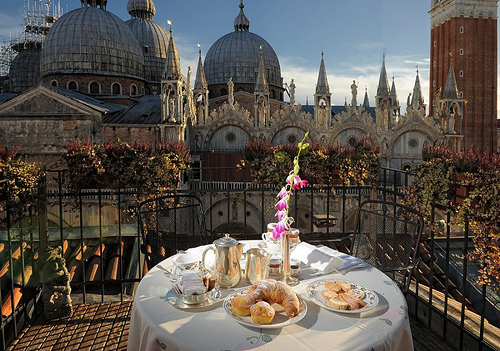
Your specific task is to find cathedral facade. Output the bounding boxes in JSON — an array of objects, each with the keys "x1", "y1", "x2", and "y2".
[{"x1": 0, "y1": 0, "x2": 495, "y2": 171}]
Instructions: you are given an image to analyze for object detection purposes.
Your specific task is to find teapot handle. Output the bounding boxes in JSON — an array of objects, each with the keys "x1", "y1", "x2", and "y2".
[{"x1": 201, "y1": 246, "x2": 216, "y2": 276}]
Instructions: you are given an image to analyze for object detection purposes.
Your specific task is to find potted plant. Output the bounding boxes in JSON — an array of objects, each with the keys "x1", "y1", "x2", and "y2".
[{"x1": 63, "y1": 139, "x2": 193, "y2": 191}]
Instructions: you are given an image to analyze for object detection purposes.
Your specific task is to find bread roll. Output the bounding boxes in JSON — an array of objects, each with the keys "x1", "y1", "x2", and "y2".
[
  {"x1": 250, "y1": 301, "x2": 275, "y2": 325},
  {"x1": 231, "y1": 294, "x2": 255, "y2": 316}
]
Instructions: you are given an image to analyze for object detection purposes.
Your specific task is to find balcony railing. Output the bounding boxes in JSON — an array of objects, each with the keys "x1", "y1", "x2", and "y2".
[{"x1": 0, "y1": 167, "x2": 498, "y2": 351}]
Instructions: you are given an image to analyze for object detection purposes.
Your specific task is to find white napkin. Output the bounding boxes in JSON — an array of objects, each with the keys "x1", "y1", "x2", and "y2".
[{"x1": 290, "y1": 242, "x2": 365, "y2": 274}]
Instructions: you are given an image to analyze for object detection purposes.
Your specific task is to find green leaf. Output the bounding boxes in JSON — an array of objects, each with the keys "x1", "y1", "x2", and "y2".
[
  {"x1": 262, "y1": 334, "x2": 272, "y2": 342},
  {"x1": 380, "y1": 318, "x2": 393, "y2": 326}
]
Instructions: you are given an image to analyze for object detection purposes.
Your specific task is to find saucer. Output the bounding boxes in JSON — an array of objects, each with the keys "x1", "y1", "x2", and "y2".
[
  {"x1": 166, "y1": 288, "x2": 222, "y2": 309},
  {"x1": 258, "y1": 242, "x2": 281, "y2": 254}
]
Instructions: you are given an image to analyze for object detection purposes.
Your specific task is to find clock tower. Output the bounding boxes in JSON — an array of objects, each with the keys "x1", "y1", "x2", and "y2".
[{"x1": 429, "y1": 0, "x2": 499, "y2": 152}]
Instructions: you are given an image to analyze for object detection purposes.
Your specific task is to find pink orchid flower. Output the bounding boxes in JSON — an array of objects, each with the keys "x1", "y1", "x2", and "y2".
[{"x1": 276, "y1": 198, "x2": 288, "y2": 211}]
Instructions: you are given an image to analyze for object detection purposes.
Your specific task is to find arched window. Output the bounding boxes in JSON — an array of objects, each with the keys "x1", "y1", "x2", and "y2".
[
  {"x1": 67, "y1": 81, "x2": 78, "y2": 91},
  {"x1": 89, "y1": 82, "x2": 100, "y2": 94},
  {"x1": 130, "y1": 84, "x2": 138, "y2": 96},
  {"x1": 112, "y1": 83, "x2": 121, "y2": 95},
  {"x1": 50, "y1": 80, "x2": 58, "y2": 87}
]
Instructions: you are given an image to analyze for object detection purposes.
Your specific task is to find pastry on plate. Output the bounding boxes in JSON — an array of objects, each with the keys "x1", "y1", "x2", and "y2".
[
  {"x1": 247, "y1": 279, "x2": 300, "y2": 317},
  {"x1": 322, "y1": 280, "x2": 367, "y2": 311},
  {"x1": 250, "y1": 301, "x2": 275, "y2": 325},
  {"x1": 231, "y1": 294, "x2": 255, "y2": 316}
]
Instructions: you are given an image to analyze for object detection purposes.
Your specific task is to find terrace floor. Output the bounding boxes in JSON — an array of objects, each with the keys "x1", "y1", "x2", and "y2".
[{"x1": 5, "y1": 301, "x2": 455, "y2": 351}]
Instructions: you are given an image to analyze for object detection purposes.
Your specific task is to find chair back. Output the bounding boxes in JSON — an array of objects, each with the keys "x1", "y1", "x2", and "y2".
[
  {"x1": 351, "y1": 199, "x2": 424, "y2": 292},
  {"x1": 138, "y1": 194, "x2": 209, "y2": 269}
]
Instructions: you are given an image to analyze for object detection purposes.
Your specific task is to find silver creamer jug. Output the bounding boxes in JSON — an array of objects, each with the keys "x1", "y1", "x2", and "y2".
[{"x1": 202, "y1": 234, "x2": 242, "y2": 288}]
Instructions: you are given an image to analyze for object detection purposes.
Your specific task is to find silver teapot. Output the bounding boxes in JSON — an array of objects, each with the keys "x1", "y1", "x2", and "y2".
[{"x1": 202, "y1": 234, "x2": 243, "y2": 288}]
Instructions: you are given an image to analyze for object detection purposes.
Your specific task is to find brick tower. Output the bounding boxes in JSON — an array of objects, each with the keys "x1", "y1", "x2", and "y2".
[{"x1": 429, "y1": 0, "x2": 498, "y2": 152}]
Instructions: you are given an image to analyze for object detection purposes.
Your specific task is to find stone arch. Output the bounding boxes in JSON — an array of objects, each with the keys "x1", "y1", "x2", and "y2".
[
  {"x1": 111, "y1": 82, "x2": 122, "y2": 95},
  {"x1": 388, "y1": 126, "x2": 437, "y2": 170},
  {"x1": 130, "y1": 84, "x2": 138, "y2": 96},
  {"x1": 204, "y1": 119, "x2": 255, "y2": 151},
  {"x1": 67, "y1": 81, "x2": 78, "y2": 91},
  {"x1": 331, "y1": 123, "x2": 378, "y2": 147},
  {"x1": 389, "y1": 123, "x2": 440, "y2": 156},
  {"x1": 204, "y1": 196, "x2": 263, "y2": 235},
  {"x1": 269, "y1": 120, "x2": 318, "y2": 145},
  {"x1": 89, "y1": 81, "x2": 100, "y2": 94}
]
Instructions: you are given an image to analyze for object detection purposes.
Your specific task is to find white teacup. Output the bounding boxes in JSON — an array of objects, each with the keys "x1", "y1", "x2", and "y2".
[
  {"x1": 261, "y1": 232, "x2": 281, "y2": 253},
  {"x1": 168, "y1": 253, "x2": 200, "y2": 280}
]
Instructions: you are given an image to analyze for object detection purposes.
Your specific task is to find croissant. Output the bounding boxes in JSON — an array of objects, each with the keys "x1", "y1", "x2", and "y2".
[{"x1": 247, "y1": 279, "x2": 300, "y2": 317}]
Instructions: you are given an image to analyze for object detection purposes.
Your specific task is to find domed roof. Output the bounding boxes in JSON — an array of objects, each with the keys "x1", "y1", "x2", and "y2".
[
  {"x1": 126, "y1": 0, "x2": 169, "y2": 83},
  {"x1": 40, "y1": 5, "x2": 144, "y2": 79},
  {"x1": 9, "y1": 47, "x2": 41, "y2": 93},
  {"x1": 127, "y1": 0, "x2": 156, "y2": 19},
  {"x1": 204, "y1": 1, "x2": 281, "y2": 88}
]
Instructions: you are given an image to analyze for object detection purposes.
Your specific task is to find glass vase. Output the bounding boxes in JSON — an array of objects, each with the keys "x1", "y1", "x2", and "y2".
[{"x1": 281, "y1": 232, "x2": 299, "y2": 286}]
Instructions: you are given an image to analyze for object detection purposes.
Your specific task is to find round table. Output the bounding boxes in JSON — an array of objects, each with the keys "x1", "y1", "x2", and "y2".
[{"x1": 127, "y1": 241, "x2": 414, "y2": 351}]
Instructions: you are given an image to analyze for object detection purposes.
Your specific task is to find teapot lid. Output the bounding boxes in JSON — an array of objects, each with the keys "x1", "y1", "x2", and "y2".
[{"x1": 214, "y1": 233, "x2": 239, "y2": 247}]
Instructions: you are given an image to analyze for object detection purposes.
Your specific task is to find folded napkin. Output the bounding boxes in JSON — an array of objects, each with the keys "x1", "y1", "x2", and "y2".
[{"x1": 290, "y1": 242, "x2": 365, "y2": 274}]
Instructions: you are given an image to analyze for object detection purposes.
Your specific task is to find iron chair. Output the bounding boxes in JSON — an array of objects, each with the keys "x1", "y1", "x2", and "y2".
[
  {"x1": 138, "y1": 193, "x2": 210, "y2": 270},
  {"x1": 351, "y1": 199, "x2": 424, "y2": 294}
]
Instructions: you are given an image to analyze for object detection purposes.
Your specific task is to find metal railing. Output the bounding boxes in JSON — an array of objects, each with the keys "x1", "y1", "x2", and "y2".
[{"x1": 0, "y1": 167, "x2": 498, "y2": 350}]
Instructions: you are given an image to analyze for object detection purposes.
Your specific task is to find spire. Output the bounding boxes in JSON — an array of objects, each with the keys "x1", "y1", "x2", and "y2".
[
  {"x1": 390, "y1": 74, "x2": 399, "y2": 106},
  {"x1": 163, "y1": 23, "x2": 182, "y2": 80},
  {"x1": 363, "y1": 87, "x2": 370, "y2": 108},
  {"x1": 376, "y1": 55, "x2": 390, "y2": 97},
  {"x1": 315, "y1": 51, "x2": 330, "y2": 95},
  {"x1": 255, "y1": 46, "x2": 268, "y2": 93},
  {"x1": 194, "y1": 44, "x2": 208, "y2": 91},
  {"x1": 127, "y1": 0, "x2": 156, "y2": 20},
  {"x1": 410, "y1": 69, "x2": 425, "y2": 107},
  {"x1": 234, "y1": 0, "x2": 249, "y2": 32},
  {"x1": 443, "y1": 60, "x2": 459, "y2": 100}
]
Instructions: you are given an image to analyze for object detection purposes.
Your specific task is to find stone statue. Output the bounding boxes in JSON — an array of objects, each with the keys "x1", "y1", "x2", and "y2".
[
  {"x1": 258, "y1": 99, "x2": 266, "y2": 126},
  {"x1": 39, "y1": 246, "x2": 73, "y2": 319},
  {"x1": 318, "y1": 103, "x2": 328, "y2": 128},
  {"x1": 169, "y1": 95, "x2": 176, "y2": 122},
  {"x1": 289, "y1": 79, "x2": 296, "y2": 106},
  {"x1": 351, "y1": 80, "x2": 358, "y2": 106}
]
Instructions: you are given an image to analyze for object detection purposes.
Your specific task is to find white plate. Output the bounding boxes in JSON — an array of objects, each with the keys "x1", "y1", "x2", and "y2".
[
  {"x1": 166, "y1": 288, "x2": 222, "y2": 309},
  {"x1": 306, "y1": 279, "x2": 379, "y2": 314},
  {"x1": 224, "y1": 287, "x2": 307, "y2": 329}
]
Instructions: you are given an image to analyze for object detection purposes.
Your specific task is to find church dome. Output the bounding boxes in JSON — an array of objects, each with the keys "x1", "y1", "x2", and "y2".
[
  {"x1": 204, "y1": 1, "x2": 282, "y2": 89},
  {"x1": 40, "y1": 4, "x2": 144, "y2": 80},
  {"x1": 125, "y1": 0, "x2": 169, "y2": 85},
  {"x1": 9, "y1": 45, "x2": 41, "y2": 93}
]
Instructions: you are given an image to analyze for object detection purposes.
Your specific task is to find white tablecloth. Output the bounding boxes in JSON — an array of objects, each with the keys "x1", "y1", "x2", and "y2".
[{"x1": 127, "y1": 241, "x2": 414, "y2": 351}]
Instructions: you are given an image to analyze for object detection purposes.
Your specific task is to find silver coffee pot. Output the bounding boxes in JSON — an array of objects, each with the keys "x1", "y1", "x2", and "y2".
[{"x1": 202, "y1": 234, "x2": 243, "y2": 288}]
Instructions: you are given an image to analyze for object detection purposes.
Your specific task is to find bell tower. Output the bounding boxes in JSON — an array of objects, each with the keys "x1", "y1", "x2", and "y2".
[{"x1": 429, "y1": 0, "x2": 498, "y2": 152}]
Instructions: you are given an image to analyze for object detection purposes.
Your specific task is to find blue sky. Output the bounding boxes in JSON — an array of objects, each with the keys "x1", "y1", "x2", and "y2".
[{"x1": 0, "y1": 0, "x2": 497, "y2": 111}]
